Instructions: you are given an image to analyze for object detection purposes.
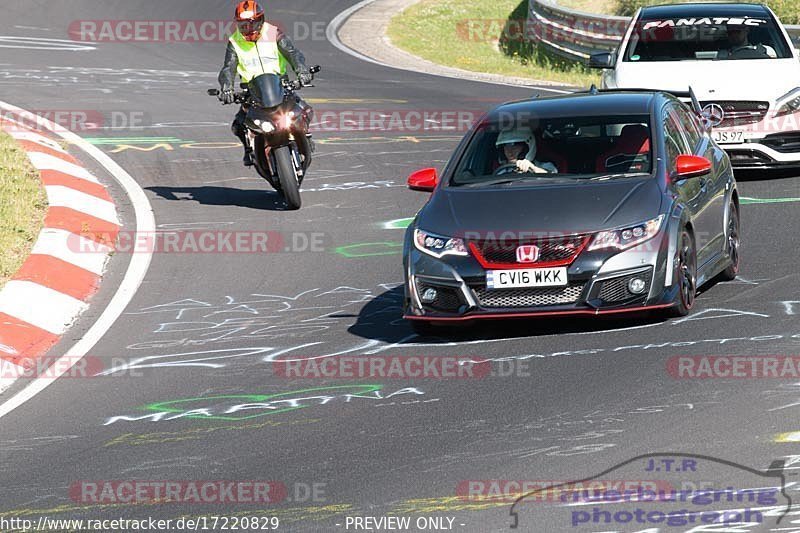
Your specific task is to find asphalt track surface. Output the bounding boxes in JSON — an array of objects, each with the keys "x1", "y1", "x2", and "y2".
[{"x1": 2, "y1": 1, "x2": 800, "y2": 532}]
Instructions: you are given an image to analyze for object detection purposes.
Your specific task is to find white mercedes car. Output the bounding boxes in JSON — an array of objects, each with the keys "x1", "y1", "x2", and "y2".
[{"x1": 590, "y1": 3, "x2": 800, "y2": 170}]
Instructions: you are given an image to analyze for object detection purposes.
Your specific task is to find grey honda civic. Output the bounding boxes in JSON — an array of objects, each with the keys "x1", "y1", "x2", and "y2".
[{"x1": 402, "y1": 90, "x2": 740, "y2": 333}]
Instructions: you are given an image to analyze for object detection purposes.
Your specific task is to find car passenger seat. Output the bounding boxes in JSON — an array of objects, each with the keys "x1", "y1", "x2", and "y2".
[
  {"x1": 595, "y1": 124, "x2": 651, "y2": 173},
  {"x1": 535, "y1": 134, "x2": 568, "y2": 173}
]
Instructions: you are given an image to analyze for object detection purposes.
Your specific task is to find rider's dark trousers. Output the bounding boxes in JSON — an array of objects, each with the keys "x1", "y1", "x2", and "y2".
[{"x1": 231, "y1": 107, "x2": 248, "y2": 150}]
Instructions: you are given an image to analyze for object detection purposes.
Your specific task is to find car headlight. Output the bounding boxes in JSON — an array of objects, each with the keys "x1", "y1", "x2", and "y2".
[
  {"x1": 775, "y1": 88, "x2": 800, "y2": 117},
  {"x1": 588, "y1": 215, "x2": 664, "y2": 251},
  {"x1": 413, "y1": 229, "x2": 468, "y2": 258}
]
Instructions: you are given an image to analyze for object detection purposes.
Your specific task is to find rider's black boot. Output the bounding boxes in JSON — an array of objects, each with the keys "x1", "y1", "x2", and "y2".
[{"x1": 243, "y1": 148, "x2": 254, "y2": 167}]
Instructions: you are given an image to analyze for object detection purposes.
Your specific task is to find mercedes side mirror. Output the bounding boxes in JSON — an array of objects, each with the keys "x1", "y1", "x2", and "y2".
[{"x1": 588, "y1": 52, "x2": 616, "y2": 69}]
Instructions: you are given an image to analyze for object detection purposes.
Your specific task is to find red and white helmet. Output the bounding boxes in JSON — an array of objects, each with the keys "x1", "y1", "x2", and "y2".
[{"x1": 235, "y1": 1, "x2": 265, "y2": 42}]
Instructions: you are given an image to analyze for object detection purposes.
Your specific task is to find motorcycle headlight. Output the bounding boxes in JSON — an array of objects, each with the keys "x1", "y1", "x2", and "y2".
[
  {"x1": 267, "y1": 111, "x2": 294, "y2": 130},
  {"x1": 413, "y1": 229, "x2": 468, "y2": 258},
  {"x1": 281, "y1": 111, "x2": 295, "y2": 129},
  {"x1": 252, "y1": 118, "x2": 275, "y2": 133},
  {"x1": 775, "y1": 88, "x2": 800, "y2": 117},
  {"x1": 588, "y1": 215, "x2": 664, "y2": 252}
]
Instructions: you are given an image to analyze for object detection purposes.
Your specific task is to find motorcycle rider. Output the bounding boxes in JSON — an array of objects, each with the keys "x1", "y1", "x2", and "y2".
[{"x1": 218, "y1": 0, "x2": 314, "y2": 166}]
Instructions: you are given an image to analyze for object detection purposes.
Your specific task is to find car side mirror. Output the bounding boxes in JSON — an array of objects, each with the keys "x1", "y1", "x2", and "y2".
[
  {"x1": 407, "y1": 167, "x2": 439, "y2": 192},
  {"x1": 588, "y1": 52, "x2": 616, "y2": 69},
  {"x1": 673, "y1": 154, "x2": 712, "y2": 180}
]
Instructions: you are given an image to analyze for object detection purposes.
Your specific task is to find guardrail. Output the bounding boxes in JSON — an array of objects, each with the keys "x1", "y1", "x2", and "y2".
[{"x1": 526, "y1": 0, "x2": 800, "y2": 62}]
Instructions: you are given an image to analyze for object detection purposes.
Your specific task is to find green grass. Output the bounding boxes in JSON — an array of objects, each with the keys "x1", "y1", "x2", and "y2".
[
  {"x1": 0, "y1": 131, "x2": 47, "y2": 287},
  {"x1": 558, "y1": 0, "x2": 616, "y2": 13},
  {"x1": 387, "y1": 0, "x2": 799, "y2": 82},
  {"x1": 388, "y1": 0, "x2": 600, "y2": 87}
]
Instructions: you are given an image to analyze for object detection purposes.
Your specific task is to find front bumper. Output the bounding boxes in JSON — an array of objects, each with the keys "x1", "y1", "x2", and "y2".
[
  {"x1": 404, "y1": 233, "x2": 677, "y2": 321},
  {"x1": 718, "y1": 132, "x2": 800, "y2": 169}
]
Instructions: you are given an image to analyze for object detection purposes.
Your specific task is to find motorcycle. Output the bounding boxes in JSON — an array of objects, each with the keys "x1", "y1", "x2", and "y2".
[{"x1": 208, "y1": 65, "x2": 320, "y2": 210}]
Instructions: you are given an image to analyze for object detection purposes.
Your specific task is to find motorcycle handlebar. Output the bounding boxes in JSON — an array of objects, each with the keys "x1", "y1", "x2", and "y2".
[
  {"x1": 284, "y1": 79, "x2": 303, "y2": 91},
  {"x1": 207, "y1": 88, "x2": 247, "y2": 104},
  {"x1": 208, "y1": 65, "x2": 321, "y2": 104}
]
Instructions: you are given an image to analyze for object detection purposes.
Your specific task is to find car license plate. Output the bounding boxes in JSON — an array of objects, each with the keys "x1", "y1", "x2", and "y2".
[
  {"x1": 486, "y1": 267, "x2": 568, "y2": 289},
  {"x1": 712, "y1": 130, "x2": 744, "y2": 144}
]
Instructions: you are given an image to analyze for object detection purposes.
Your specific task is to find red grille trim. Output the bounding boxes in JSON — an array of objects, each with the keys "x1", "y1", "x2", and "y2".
[{"x1": 468, "y1": 235, "x2": 591, "y2": 269}]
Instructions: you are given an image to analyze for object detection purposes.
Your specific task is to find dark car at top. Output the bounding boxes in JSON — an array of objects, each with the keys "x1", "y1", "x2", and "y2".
[{"x1": 402, "y1": 90, "x2": 740, "y2": 332}]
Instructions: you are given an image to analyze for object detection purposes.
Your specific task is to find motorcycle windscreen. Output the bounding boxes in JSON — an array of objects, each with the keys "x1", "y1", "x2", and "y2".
[{"x1": 248, "y1": 74, "x2": 284, "y2": 108}]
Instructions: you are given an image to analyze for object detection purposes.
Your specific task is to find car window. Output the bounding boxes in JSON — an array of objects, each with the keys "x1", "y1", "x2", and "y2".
[
  {"x1": 671, "y1": 104, "x2": 703, "y2": 151},
  {"x1": 624, "y1": 14, "x2": 792, "y2": 61},
  {"x1": 449, "y1": 114, "x2": 653, "y2": 185},
  {"x1": 664, "y1": 109, "x2": 690, "y2": 173}
]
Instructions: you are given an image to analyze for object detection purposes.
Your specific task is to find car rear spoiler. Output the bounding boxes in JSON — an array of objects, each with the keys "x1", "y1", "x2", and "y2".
[{"x1": 586, "y1": 85, "x2": 705, "y2": 116}]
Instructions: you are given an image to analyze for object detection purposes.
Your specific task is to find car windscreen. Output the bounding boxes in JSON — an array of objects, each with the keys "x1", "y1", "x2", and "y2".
[
  {"x1": 450, "y1": 114, "x2": 653, "y2": 186},
  {"x1": 624, "y1": 15, "x2": 792, "y2": 62}
]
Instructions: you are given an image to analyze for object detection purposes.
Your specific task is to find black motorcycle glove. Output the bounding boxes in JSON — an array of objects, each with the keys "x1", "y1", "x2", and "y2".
[
  {"x1": 297, "y1": 69, "x2": 313, "y2": 86},
  {"x1": 219, "y1": 89, "x2": 235, "y2": 104}
]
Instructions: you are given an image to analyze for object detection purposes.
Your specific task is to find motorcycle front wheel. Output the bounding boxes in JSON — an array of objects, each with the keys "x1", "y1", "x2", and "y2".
[{"x1": 274, "y1": 145, "x2": 301, "y2": 210}]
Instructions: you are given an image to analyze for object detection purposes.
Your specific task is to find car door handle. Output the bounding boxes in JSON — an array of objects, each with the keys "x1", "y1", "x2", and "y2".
[{"x1": 699, "y1": 178, "x2": 708, "y2": 191}]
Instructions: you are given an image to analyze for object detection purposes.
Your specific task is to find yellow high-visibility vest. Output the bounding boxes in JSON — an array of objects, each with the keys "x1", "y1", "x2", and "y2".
[{"x1": 229, "y1": 26, "x2": 287, "y2": 82}]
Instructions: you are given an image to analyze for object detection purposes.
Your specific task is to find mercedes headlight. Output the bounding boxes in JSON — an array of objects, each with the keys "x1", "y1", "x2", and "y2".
[
  {"x1": 775, "y1": 88, "x2": 800, "y2": 117},
  {"x1": 413, "y1": 229, "x2": 468, "y2": 258},
  {"x1": 588, "y1": 215, "x2": 664, "y2": 251}
]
